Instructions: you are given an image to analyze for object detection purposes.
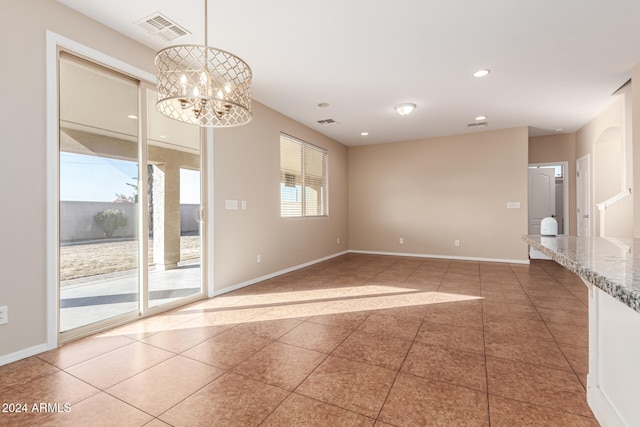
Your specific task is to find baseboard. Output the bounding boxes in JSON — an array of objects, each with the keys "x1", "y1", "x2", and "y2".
[
  {"x1": 0, "y1": 343, "x2": 50, "y2": 367},
  {"x1": 348, "y1": 250, "x2": 530, "y2": 265},
  {"x1": 211, "y1": 250, "x2": 350, "y2": 297}
]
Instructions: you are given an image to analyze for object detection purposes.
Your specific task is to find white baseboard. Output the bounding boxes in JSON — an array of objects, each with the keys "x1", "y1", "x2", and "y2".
[
  {"x1": 348, "y1": 250, "x2": 530, "y2": 265},
  {"x1": 211, "y1": 250, "x2": 350, "y2": 297},
  {"x1": 0, "y1": 343, "x2": 51, "y2": 367}
]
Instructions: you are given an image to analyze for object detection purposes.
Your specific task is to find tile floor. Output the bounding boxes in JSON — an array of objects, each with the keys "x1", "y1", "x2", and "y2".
[{"x1": 0, "y1": 254, "x2": 598, "y2": 426}]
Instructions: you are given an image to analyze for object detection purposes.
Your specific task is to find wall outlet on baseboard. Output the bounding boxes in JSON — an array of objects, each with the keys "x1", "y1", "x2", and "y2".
[
  {"x1": 337, "y1": 238, "x2": 341, "y2": 245},
  {"x1": 257, "y1": 254, "x2": 262, "y2": 264},
  {"x1": 0, "y1": 306, "x2": 7, "y2": 325},
  {"x1": 399, "y1": 238, "x2": 404, "y2": 245},
  {"x1": 455, "y1": 240, "x2": 461, "y2": 247}
]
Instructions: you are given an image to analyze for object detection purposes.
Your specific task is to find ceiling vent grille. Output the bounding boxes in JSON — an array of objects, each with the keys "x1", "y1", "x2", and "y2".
[
  {"x1": 136, "y1": 13, "x2": 190, "y2": 41},
  {"x1": 317, "y1": 119, "x2": 336, "y2": 125},
  {"x1": 467, "y1": 121, "x2": 488, "y2": 128}
]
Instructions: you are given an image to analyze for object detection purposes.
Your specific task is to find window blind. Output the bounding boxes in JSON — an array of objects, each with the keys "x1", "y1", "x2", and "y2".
[{"x1": 280, "y1": 134, "x2": 327, "y2": 217}]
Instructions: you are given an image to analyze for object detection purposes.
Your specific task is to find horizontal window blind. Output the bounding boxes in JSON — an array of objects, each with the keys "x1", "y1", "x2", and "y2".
[{"x1": 280, "y1": 134, "x2": 327, "y2": 217}]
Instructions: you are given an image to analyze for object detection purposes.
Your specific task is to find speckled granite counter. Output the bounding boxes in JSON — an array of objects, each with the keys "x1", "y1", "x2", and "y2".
[{"x1": 523, "y1": 235, "x2": 640, "y2": 314}]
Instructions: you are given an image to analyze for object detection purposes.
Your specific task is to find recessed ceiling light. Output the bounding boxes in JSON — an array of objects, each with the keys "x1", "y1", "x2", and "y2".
[
  {"x1": 159, "y1": 134, "x2": 168, "y2": 139},
  {"x1": 394, "y1": 103, "x2": 416, "y2": 116},
  {"x1": 555, "y1": 128, "x2": 564, "y2": 132},
  {"x1": 473, "y1": 69, "x2": 491, "y2": 78},
  {"x1": 126, "y1": 114, "x2": 138, "y2": 120},
  {"x1": 318, "y1": 102, "x2": 330, "y2": 108},
  {"x1": 475, "y1": 115, "x2": 487, "y2": 121},
  {"x1": 361, "y1": 132, "x2": 369, "y2": 136}
]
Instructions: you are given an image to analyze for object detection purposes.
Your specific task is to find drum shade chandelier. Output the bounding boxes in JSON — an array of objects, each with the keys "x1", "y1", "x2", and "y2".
[{"x1": 155, "y1": 0, "x2": 252, "y2": 127}]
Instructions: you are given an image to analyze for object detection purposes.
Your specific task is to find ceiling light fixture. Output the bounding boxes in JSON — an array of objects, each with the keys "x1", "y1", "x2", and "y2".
[
  {"x1": 473, "y1": 69, "x2": 491, "y2": 78},
  {"x1": 155, "y1": 0, "x2": 252, "y2": 127},
  {"x1": 475, "y1": 115, "x2": 487, "y2": 121},
  {"x1": 394, "y1": 103, "x2": 416, "y2": 116},
  {"x1": 361, "y1": 132, "x2": 369, "y2": 136}
]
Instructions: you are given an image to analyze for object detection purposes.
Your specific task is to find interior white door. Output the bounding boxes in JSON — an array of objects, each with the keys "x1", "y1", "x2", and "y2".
[
  {"x1": 528, "y1": 167, "x2": 556, "y2": 235},
  {"x1": 577, "y1": 155, "x2": 591, "y2": 237}
]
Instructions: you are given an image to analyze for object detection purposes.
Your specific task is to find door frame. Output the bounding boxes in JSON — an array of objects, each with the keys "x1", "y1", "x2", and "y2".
[
  {"x1": 528, "y1": 161, "x2": 569, "y2": 235},
  {"x1": 46, "y1": 32, "x2": 209, "y2": 349},
  {"x1": 576, "y1": 155, "x2": 591, "y2": 237}
]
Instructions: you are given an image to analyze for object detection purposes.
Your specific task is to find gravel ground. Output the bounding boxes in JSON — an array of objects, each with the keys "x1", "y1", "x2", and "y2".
[{"x1": 60, "y1": 236, "x2": 200, "y2": 281}]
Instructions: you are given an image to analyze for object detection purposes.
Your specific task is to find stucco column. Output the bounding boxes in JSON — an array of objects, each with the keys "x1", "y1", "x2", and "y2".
[{"x1": 152, "y1": 163, "x2": 181, "y2": 270}]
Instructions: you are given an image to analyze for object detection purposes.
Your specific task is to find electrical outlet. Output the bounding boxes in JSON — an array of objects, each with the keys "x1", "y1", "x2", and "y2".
[
  {"x1": 455, "y1": 240, "x2": 461, "y2": 247},
  {"x1": 399, "y1": 238, "x2": 404, "y2": 244},
  {"x1": 0, "y1": 306, "x2": 7, "y2": 325},
  {"x1": 337, "y1": 238, "x2": 341, "y2": 245},
  {"x1": 257, "y1": 254, "x2": 262, "y2": 264}
]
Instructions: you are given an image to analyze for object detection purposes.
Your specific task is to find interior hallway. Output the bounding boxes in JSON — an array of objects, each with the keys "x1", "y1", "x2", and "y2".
[{"x1": 0, "y1": 254, "x2": 596, "y2": 426}]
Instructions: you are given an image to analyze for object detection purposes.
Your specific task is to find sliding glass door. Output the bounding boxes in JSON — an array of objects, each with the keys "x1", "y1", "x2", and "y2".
[{"x1": 58, "y1": 53, "x2": 203, "y2": 338}]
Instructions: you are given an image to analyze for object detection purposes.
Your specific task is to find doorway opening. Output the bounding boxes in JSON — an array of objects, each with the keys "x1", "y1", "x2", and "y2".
[{"x1": 528, "y1": 162, "x2": 569, "y2": 258}]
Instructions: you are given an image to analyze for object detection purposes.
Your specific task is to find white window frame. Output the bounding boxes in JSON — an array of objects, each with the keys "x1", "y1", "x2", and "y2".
[{"x1": 280, "y1": 133, "x2": 328, "y2": 218}]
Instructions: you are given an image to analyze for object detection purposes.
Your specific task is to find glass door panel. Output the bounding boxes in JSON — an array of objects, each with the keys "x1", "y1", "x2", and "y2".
[
  {"x1": 58, "y1": 55, "x2": 140, "y2": 332},
  {"x1": 146, "y1": 88, "x2": 202, "y2": 308}
]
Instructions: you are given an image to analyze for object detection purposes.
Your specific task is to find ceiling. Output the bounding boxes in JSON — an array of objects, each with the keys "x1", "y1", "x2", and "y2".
[{"x1": 57, "y1": 0, "x2": 640, "y2": 146}]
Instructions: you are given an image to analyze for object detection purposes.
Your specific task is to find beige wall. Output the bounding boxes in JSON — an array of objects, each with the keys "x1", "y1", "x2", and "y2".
[
  {"x1": 0, "y1": 0, "x2": 157, "y2": 360},
  {"x1": 348, "y1": 127, "x2": 530, "y2": 262},
  {"x1": 528, "y1": 133, "x2": 577, "y2": 235},
  {"x1": 0, "y1": 0, "x2": 348, "y2": 360},
  {"x1": 576, "y1": 94, "x2": 633, "y2": 237},
  {"x1": 212, "y1": 102, "x2": 349, "y2": 291}
]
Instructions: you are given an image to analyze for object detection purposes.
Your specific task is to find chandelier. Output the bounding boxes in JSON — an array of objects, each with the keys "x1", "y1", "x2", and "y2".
[{"x1": 155, "y1": 1, "x2": 252, "y2": 127}]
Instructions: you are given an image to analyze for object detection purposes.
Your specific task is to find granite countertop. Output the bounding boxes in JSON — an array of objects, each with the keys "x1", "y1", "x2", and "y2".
[{"x1": 523, "y1": 235, "x2": 640, "y2": 314}]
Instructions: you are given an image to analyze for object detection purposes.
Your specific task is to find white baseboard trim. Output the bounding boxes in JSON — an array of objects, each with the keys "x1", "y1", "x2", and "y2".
[
  {"x1": 211, "y1": 250, "x2": 350, "y2": 297},
  {"x1": 348, "y1": 250, "x2": 530, "y2": 265},
  {"x1": 0, "y1": 343, "x2": 50, "y2": 367}
]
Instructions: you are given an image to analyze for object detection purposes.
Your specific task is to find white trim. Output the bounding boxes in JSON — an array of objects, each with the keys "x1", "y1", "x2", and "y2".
[
  {"x1": 211, "y1": 251, "x2": 350, "y2": 297},
  {"x1": 0, "y1": 343, "x2": 50, "y2": 367},
  {"x1": 206, "y1": 128, "x2": 215, "y2": 297},
  {"x1": 597, "y1": 189, "x2": 632, "y2": 211},
  {"x1": 46, "y1": 31, "x2": 156, "y2": 351},
  {"x1": 348, "y1": 250, "x2": 530, "y2": 265},
  {"x1": 528, "y1": 161, "x2": 570, "y2": 235}
]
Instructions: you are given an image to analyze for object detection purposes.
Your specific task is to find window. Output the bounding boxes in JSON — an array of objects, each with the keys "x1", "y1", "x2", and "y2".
[{"x1": 280, "y1": 134, "x2": 328, "y2": 217}]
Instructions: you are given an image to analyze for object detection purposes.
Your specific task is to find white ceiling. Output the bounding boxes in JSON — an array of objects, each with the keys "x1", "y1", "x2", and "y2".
[{"x1": 57, "y1": 0, "x2": 640, "y2": 146}]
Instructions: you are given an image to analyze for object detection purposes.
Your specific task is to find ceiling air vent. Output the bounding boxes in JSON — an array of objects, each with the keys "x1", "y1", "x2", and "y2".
[
  {"x1": 317, "y1": 119, "x2": 336, "y2": 125},
  {"x1": 467, "y1": 121, "x2": 488, "y2": 128},
  {"x1": 136, "y1": 13, "x2": 191, "y2": 41}
]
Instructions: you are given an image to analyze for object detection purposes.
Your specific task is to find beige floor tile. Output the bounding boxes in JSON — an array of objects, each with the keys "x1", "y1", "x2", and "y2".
[
  {"x1": 278, "y1": 321, "x2": 352, "y2": 353},
  {"x1": 546, "y1": 322, "x2": 589, "y2": 347},
  {"x1": 482, "y1": 301, "x2": 541, "y2": 321},
  {"x1": 140, "y1": 324, "x2": 231, "y2": 353},
  {"x1": 486, "y1": 357, "x2": 592, "y2": 417},
  {"x1": 37, "y1": 334, "x2": 135, "y2": 369},
  {"x1": 181, "y1": 328, "x2": 271, "y2": 369},
  {"x1": 558, "y1": 342, "x2": 589, "y2": 375},
  {"x1": 425, "y1": 300, "x2": 483, "y2": 328},
  {"x1": 159, "y1": 373, "x2": 289, "y2": 427},
  {"x1": 357, "y1": 313, "x2": 422, "y2": 341},
  {"x1": 489, "y1": 395, "x2": 598, "y2": 426},
  {"x1": 415, "y1": 321, "x2": 485, "y2": 354},
  {"x1": 229, "y1": 317, "x2": 303, "y2": 340},
  {"x1": 485, "y1": 332, "x2": 572, "y2": 371},
  {"x1": 65, "y1": 342, "x2": 174, "y2": 389},
  {"x1": 33, "y1": 392, "x2": 153, "y2": 427},
  {"x1": 402, "y1": 341, "x2": 487, "y2": 391},
  {"x1": 233, "y1": 342, "x2": 326, "y2": 390},
  {"x1": 0, "y1": 371, "x2": 99, "y2": 427},
  {"x1": 296, "y1": 356, "x2": 396, "y2": 418},
  {"x1": 262, "y1": 393, "x2": 374, "y2": 426},
  {"x1": 333, "y1": 330, "x2": 412, "y2": 370},
  {"x1": 378, "y1": 373, "x2": 489, "y2": 426},
  {"x1": 106, "y1": 355, "x2": 224, "y2": 416},
  {"x1": 308, "y1": 310, "x2": 372, "y2": 329},
  {"x1": 484, "y1": 316, "x2": 554, "y2": 340},
  {"x1": 0, "y1": 357, "x2": 59, "y2": 391}
]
